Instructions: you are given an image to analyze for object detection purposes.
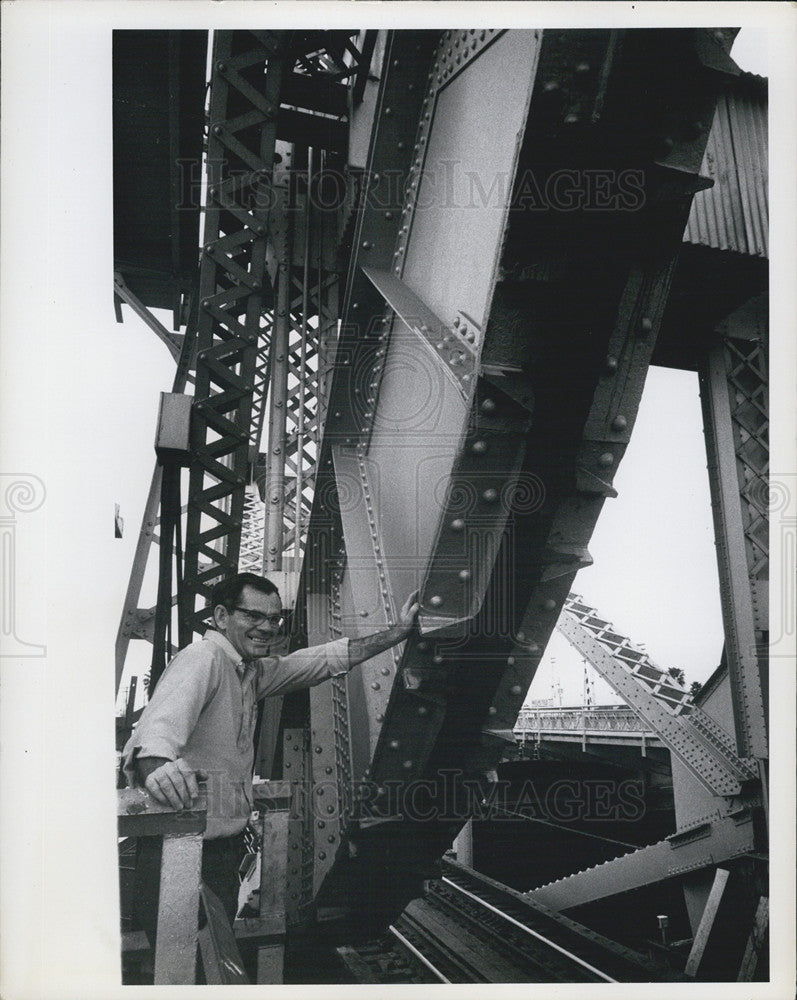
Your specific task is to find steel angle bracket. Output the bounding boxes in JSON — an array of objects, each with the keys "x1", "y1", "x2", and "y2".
[{"x1": 362, "y1": 268, "x2": 478, "y2": 405}]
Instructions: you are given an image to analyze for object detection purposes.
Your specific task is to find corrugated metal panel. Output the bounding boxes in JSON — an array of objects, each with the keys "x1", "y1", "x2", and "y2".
[{"x1": 683, "y1": 74, "x2": 768, "y2": 258}]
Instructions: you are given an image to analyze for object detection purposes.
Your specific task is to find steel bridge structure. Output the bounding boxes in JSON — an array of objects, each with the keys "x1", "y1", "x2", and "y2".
[{"x1": 114, "y1": 27, "x2": 769, "y2": 985}]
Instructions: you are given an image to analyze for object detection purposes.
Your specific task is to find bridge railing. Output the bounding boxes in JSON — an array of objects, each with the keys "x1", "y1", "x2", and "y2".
[{"x1": 514, "y1": 705, "x2": 655, "y2": 736}]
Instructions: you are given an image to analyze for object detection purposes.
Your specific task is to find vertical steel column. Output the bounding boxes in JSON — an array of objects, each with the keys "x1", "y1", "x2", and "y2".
[
  {"x1": 181, "y1": 31, "x2": 287, "y2": 641},
  {"x1": 263, "y1": 194, "x2": 293, "y2": 573},
  {"x1": 700, "y1": 339, "x2": 768, "y2": 761},
  {"x1": 293, "y1": 149, "x2": 313, "y2": 562}
]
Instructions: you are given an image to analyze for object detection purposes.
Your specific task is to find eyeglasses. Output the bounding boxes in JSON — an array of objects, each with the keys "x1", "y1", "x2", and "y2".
[{"x1": 233, "y1": 607, "x2": 285, "y2": 628}]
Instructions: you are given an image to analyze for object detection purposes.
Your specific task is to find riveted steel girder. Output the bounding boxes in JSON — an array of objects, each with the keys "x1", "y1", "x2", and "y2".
[{"x1": 296, "y1": 27, "x2": 736, "y2": 929}]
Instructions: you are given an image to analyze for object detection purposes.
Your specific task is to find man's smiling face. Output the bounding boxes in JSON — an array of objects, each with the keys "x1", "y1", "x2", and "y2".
[{"x1": 213, "y1": 585, "x2": 283, "y2": 662}]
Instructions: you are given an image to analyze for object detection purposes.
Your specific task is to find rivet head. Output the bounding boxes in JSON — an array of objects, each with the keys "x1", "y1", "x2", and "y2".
[
  {"x1": 599, "y1": 452, "x2": 614, "y2": 467},
  {"x1": 417, "y1": 640, "x2": 429, "y2": 652},
  {"x1": 389, "y1": 739, "x2": 400, "y2": 750},
  {"x1": 429, "y1": 595, "x2": 443, "y2": 607},
  {"x1": 371, "y1": 682, "x2": 381, "y2": 690},
  {"x1": 471, "y1": 440, "x2": 487, "y2": 454},
  {"x1": 488, "y1": 706, "x2": 497, "y2": 715},
  {"x1": 450, "y1": 518, "x2": 465, "y2": 532},
  {"x1": 212, "y1": 124, "x2": 222, "y2": 135},
  {"x1": 543, "y1": 599, "x2": 557, "y2": 611},
  {"x1": 639, "y1": 317, "x2": 653, "y2": 336},
  {"x1": 402, "y1": 760, "x2": 413, "y2": 770},
  {"x1": 482, "y1": 488, "x2": 498, "y2": 503},
  {"x1": 314, "y1": 746, "x2": 322, "y2": 754},
  {"x1": 612, "y1": 415, "x2": 627, "y2": 432},
  {"x1": 325, "y1": 766, "x2": 333, "y2": 775},
  {"x1": 511, "y1": 684, "x2": 523, "y2": 695},
  {"x1": 605, "y1": 356, "x2": 618, "y2": 373},
  {"x1": 458, "y1": 569, "x2": 471, "y2": 581},
  {"x1": 317, "y1": 820, "x2": 326, "y2": 829},
  {"x1": 507, "y1": 656, "x2": 516, "y2": 666},
  {"x1": 327, "y1": 835, "x2": 336, "y2": 843},
  {"x1": 480, "y1": 398, "x2": 496, "y2": 413},
  {"x1": 575, "y1": 61, "x2": 590, "y2": 74},
  {"x1": 326, "y1": 805, "x2": 335, "y2": 814},
  {"x1": 376, "y1": 713, "x2": 384, "y2": 722},
  {"x1": 384, "y1": 211, "x2": 393, "y2": 220},
  {"x1": 201, "y1": 299, "x2": 211, "y2": 309},
  {"x1": 362, "y1": 240, "x2": 371, "y2": 249},
  {"x1": 418, "y1": 705, "x2": 428, "y2": 716},
  {"x1": 318, "y1": 851, "x2": 326, "y2": 860}
]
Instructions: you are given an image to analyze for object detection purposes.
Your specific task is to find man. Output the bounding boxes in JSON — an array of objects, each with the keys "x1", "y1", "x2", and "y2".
[{"x1": 123, "y1": 571, "x2": 419, "y2": 941}]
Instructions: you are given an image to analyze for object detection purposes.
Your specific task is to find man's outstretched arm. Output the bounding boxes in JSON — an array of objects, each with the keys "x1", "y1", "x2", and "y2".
[{"x1": 347, "y1": 591, "x2": 419, "y2": 668}]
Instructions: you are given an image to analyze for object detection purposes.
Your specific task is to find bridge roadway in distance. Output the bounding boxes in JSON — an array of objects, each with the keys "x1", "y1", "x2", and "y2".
[{"x1": 515, "y1": 705, "x2": 666, "y2": 752}]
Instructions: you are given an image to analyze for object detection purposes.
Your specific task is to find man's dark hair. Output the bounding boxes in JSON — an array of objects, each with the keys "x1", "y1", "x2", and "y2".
[{"x1": 210, "y1": 572, "x2": 280, "y2": 611}]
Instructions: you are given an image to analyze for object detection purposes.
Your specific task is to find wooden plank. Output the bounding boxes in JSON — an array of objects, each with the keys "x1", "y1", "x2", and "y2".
[
  {"x1": 737, "y1": 895, "x2": 768, "y2": 981},
  {"x1": 684, "y1": 867, "x2": 730, "y2": 977},
  {"x1": 336, "y1": 945, "x2": 380, "y2": 984},
  {"x1": 257, "y1": 943, "x2": 284, "y2": 983},
  {"x1": 154, "y1": 832, "x2": 203, "y2": 985},
  {"x1": 117, "y1": 786, "x2": 207, "y2": 838},
  {"x1": 255, "y1": 804, "x2": 289, "y2": 983},
  {"x1": 260, "y1": 808, "x2": 290, "y2": 919},
  {"x1": 198, "y1": 885, "x2": 249, "y2": 985}
]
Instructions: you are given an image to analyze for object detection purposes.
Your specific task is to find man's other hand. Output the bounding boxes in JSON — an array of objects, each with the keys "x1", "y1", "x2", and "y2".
[
  {"x1": 398, "y1": 590, "x2": 420, "y2": 630},
  {"x1": 143, "y1": 757, "x2": 208, "y2": 810}
]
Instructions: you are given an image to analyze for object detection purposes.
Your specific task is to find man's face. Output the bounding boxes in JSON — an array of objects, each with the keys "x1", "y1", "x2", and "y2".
[{"x1": 214, "y1": 585, "x2": 283, "y2": 662}]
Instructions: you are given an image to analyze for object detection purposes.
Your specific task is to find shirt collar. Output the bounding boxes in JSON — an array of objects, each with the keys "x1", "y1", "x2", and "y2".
[{"x1": 204, "y1": 629, "x2": 248, "y2": 676}]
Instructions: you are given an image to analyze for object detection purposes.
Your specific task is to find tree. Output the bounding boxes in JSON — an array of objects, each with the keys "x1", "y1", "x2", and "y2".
[
  {"x1": 690, "y1": 681, "x2": 703, "y2": 700},
  {"x1": 667, "y1": 666, "x2": 685, "y2": 686}
]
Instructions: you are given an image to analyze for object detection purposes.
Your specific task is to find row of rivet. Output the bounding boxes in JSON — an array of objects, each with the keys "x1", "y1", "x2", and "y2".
[
  {"x1": 422, "y1": 421, "x2": 503, "y2": 611},
  {"x1": 355, "y1": 442, "x2": 403, "y2": 684}
]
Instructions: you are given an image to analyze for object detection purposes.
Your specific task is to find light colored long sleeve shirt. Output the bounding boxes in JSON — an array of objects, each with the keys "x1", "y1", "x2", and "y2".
[{"x1": 122, "y1": 630, "x2": 350, "y2": 838}]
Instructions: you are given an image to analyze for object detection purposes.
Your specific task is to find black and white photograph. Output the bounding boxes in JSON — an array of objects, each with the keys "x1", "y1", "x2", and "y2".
[{"x1": 1, "y1": 4, "x2": 794, "y2": 997}]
